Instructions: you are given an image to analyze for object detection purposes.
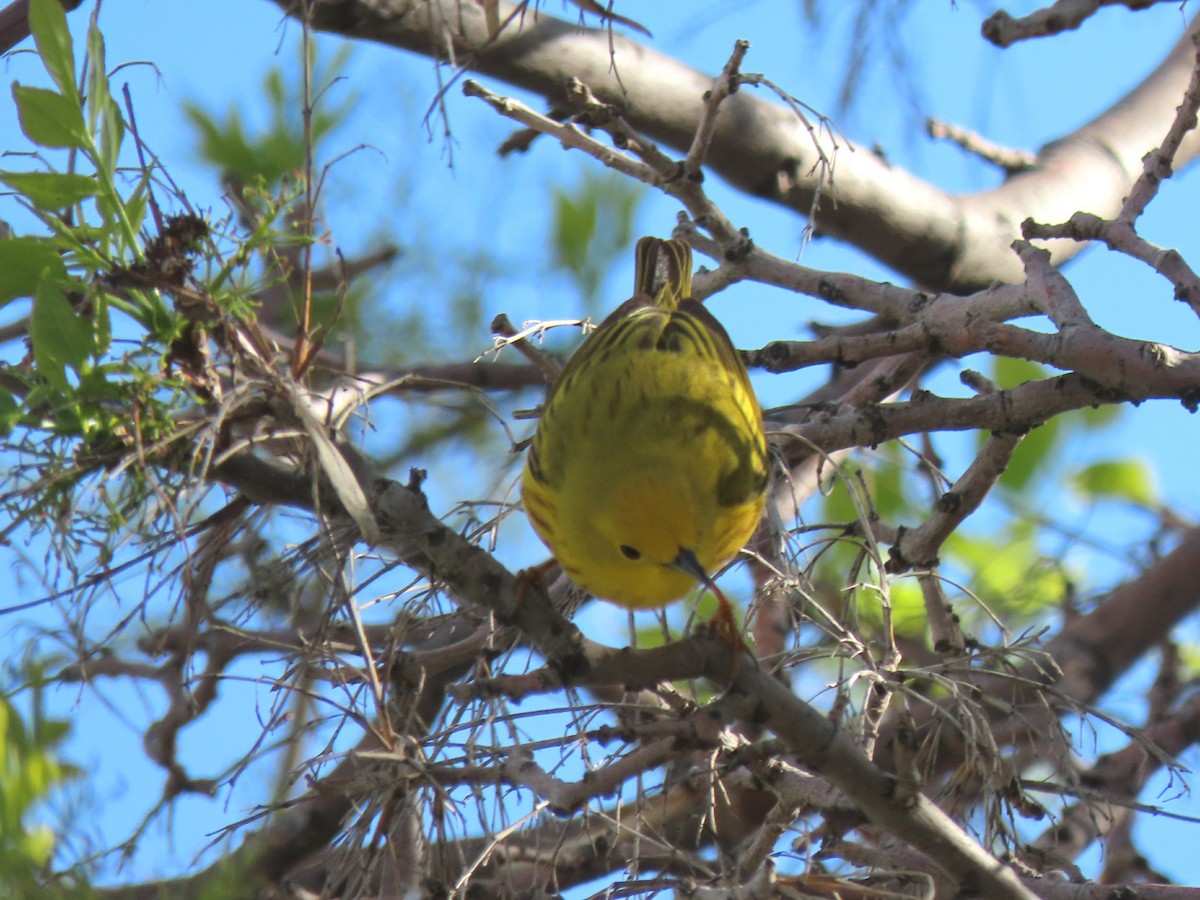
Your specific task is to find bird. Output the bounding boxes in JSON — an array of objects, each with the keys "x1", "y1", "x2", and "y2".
[{"x1": 521, "y1": 236, "x2": 768, "y2": 634}]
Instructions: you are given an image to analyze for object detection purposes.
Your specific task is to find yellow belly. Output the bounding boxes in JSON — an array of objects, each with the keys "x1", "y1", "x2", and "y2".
[{"x1": 522, "y1": 342, "x2": 766, "y2": 609}]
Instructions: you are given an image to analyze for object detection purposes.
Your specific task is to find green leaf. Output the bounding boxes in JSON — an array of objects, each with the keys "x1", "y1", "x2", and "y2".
[
  {"x1": 553, "y1": 189, "x2": 598, "y2": 276},
  {"x1": 989, "y1": 357, "x2": 1061, "y2": 491},
  {"x1": 0, "y1": 694, "x2": 73, "y2": 893},
  {"x1": 868, "y1": 443, "x2": 908, "y2": 520},
  {"x1": 28, "y1": 0, "x2": 77, "y2": 98},
  {"x1": 0, "y1": 171, "x2": 97, "y2": 209},
  {"x1": 992, "y1": 356, "x2": 1044, "y2": 388},
  {"x1": 548, "y1": 173, "x2": 643, "y2": 304},
  {"x1": 821, "y1": 466, "x2": 860, "y2": 522},
  {"x1": 0, "y1": 389, "x2": 19, "y2": 438},
  {"x1": 35, "y1": 718, "x2": 70, "y2": 747},
  {"x1": 123, "y1": 181, "x2": 148, "y2": 234},
  {"x1": 0, "y1": 238, "x2": 65, "y2": 307},
  {"x1": 998, "y1": 417, "x2": 1059, "y2": 491},
  {"x1": 1071, "y1": 459, "x2": 1157, "y2": 506},
  {"x1": 86, "y1": 23, "x2": 126, "y2": 177},
  {"x1": 31, "y1": 272, "x2": 93, "y2": 392},
  {"x1": 90, "y1": 287, "x2": 112, "y2": 356},
  {"x1": 12, "y1": 84, "x2": 88, "y2": 149},
  {"x1": 856, "y1": 578, "x2": 927, "y2": 638},
  {"x1": 97, "y1": 95, "x2": 125, "y2": 175},
  {"x1": 1077, "y1": 401, "x2": 1122, "y2": 430},
  {"x1": 944, "y1": 525, "x2": 1067, "y2": 618}
]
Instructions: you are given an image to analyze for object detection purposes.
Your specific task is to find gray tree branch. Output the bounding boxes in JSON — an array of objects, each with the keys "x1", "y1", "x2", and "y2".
[{"x1": 276, "y1": 0, "x2": 1200, "y2": 290}]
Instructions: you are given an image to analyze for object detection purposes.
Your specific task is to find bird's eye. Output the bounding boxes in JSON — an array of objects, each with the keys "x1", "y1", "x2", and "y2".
[{"x1": 619, "y1": 545, "x2": 641, "y2": 560}]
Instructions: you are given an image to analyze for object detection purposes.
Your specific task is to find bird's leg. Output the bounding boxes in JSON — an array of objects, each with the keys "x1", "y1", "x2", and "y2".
[
  {"x1": 705, "y1": 581, "x2": 753, "y2": 677},
  {"x1": 515, "y1": 558, "x2": 559, "y2": 607},
  {"x1": 670, "y1": 548, "x2": 753, "y2": 675}
]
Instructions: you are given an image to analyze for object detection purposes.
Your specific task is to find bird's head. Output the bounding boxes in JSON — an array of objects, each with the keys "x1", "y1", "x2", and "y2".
[{"x1": 580, "y1": 470, "x2": 719, "y2": 608}]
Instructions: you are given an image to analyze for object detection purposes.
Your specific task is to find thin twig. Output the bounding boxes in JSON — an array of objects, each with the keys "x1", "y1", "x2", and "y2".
[
  {"x1": 684, "y1": 40, "x2": 750, "y2": 177},
  {"x1": 927, "y1": 117, "x2": 1036, "y2": 174}
]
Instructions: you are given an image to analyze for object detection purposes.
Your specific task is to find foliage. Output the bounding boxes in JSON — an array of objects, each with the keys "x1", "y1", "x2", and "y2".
[
  {"x1": 551, "y1": 168, "x2": 644, "y2": 306},
  {"x1": 0, "y1": 685, "x2": 78, "y2": 898},
  {"x1": 1, "y1": 0, "x2": 180, "y2": 564},
  {"x1": 184, "y1": 44, "x2": 356, "y2": 189}
]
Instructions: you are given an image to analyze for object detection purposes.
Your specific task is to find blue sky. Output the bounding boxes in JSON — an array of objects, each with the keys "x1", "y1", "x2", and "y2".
[{"x1": 3, "y1": 0, "x2": 1200, "y2": 890}]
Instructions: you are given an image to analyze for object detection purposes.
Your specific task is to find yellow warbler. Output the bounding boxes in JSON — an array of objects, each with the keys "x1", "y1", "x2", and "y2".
[{"x1": 522, "y1": 237, "x2": 768, "y2": 616}]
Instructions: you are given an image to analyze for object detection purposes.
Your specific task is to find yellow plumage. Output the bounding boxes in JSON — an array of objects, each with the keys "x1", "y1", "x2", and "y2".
[{"x1": 521, "y1": 237, "x2": 768, "y2": 611}]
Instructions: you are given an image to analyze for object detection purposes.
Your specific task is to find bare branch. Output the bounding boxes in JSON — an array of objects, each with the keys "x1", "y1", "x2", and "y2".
[
  {"x1": 282, "y1": 0, "x2": 1200, "y2": 289},
  {"x1": 1120, "y1": 35, "x2": 1200, "y2": 223},
  {"x1": 683, "y1": 40, "x2": 750, "y2": 178},
  {"x1": 1024, "y1": 212, "x2": 1200, "y2": 316},
  {"x1": 887, "y1": 432, "x2": 1024, "y2": 572},
  {"x1": 927, "y1": 117, "x2": 1036, "y2": 174},
  {"x1": 1027, "y1": 691, "x2": 1200, "y2": 865},
  {"x1": 983, "y1": 0, "x2": 1175, "y2": 49}
]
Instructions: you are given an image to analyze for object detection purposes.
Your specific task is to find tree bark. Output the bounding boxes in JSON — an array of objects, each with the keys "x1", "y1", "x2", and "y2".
[{"x1": 278, "y1": 0, "x2": 1200, "y2": 290}]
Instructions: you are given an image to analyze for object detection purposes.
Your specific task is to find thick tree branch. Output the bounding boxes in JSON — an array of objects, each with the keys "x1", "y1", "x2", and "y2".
[
  {"x1": 276, "y1": 0, "x2": 1200, "y2": 290},
  {"x1": 0, "y1": 0, "x2": 82, "y2": 54}
]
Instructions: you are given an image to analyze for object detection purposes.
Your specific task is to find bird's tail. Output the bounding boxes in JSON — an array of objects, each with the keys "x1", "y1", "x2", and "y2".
[{"x1": 633, "y1": 237, "x2": 693, "y2": 310}]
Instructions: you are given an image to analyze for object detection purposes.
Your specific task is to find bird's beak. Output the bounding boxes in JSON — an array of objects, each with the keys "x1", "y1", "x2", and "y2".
[
  {"x1": 671, "y1": 547, "x2": 716, "y2": 591},
  {"x1": 670, "y1": 546, "x2": 733, "y2": 610}
]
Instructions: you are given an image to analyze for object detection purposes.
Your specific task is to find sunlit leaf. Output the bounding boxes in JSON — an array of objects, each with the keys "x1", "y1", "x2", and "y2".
[
  {"x1": 31, "y1": 273, "x2": 93, "y2": 392},
  {"x1": 0, "y1": 171, "x2": 97, "y2": 210},
  {"x1": 1071, "y1": 459, "x2": 1157, "y2": 506},
  {"x1": 553, "y1": 189, "x2": 597, "y2": 276},
  {"x1": 12, "y1": 84, "x2": 88, "y2": 149},
  {"x1": 124, "y1": 182, "x2": 148, "y2": 234},
  {"x1": 992, "y1": 356, "x2": 1047, "y2": 390},
  {"x1": 1077, "y1": 401, "x2": 1122, "y2": 430},
  {"x1": 870, "y1": 442, "x2": 908, "y2": 520},
  {"x1": 549, "y1": 173, "x2": 644, "y2": 306},
  {"x1": 0, "y1": 238, "x2": 65, "y2": 306},
  {"x1": 989, "y1": 357, "x2": 1061, "y2": 491},
  {"x1": 0, "y1": 694, "x2": 72, "y2": 891},
  {"x1": 856, "y1": 577, "x2": 926, "y2": 638},
  {"x1": 28, "y1": 0, "x2": 77, "y2": 98},
  {"x1": 87, "y1": 25, "x2": 125, "y2": 174},
  {"x1": 0, "y1": 388, "x2": 19, "y2": 437},
  {"x1": 821, "y1": 466, "x2": 860, "y2": 522},
  {"x1": 944, "y1": 525, "x2": 1068, "y2": 618},
  {"x1": 998, "y1": 418, "x2": 1058, "y2": 491}
]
